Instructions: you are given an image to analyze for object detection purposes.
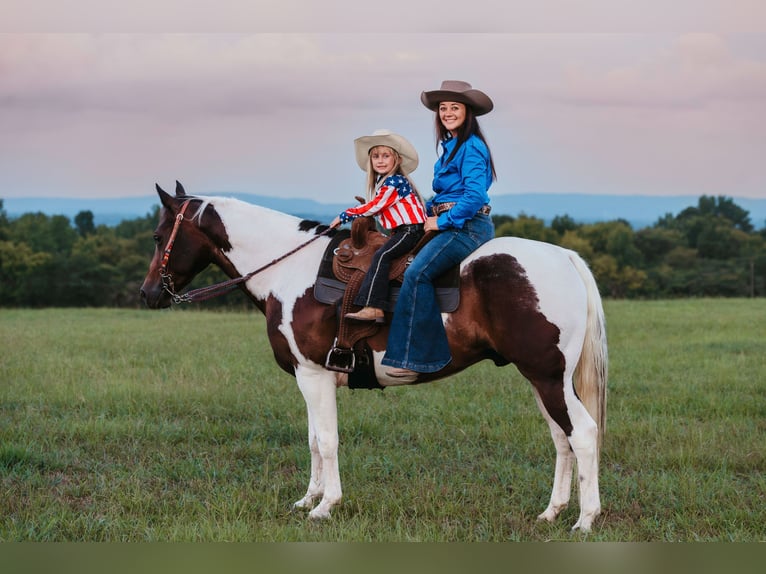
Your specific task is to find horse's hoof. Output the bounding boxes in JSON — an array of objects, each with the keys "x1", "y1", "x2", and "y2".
[
  {"x1": 292, "y1": 497, "x2": 315, "y2": 511},
  {"x1": 572, "y1": 515, "x2": 597, "y2": 532},
  {"x1": 308, "y1": 508, "x2": 332, "y2": 520},
  {"x1": 537, "y1": 509, "x2": 558, "y2": 523}
]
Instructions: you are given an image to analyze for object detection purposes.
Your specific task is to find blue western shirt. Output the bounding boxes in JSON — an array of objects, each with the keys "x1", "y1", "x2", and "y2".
[{"x1": 427, "y1": 134, "x2": 493, "y2": 229}]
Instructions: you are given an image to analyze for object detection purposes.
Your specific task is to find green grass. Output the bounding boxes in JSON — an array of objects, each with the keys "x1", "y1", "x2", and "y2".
[{"x1": 1, "y1": 300, "x2": 764, "y2": 541}]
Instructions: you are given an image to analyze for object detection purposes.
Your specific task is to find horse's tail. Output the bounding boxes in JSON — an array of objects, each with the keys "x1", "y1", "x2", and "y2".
[{"x1": 569, "y1": 251, "x2": 608, "y2": 455}]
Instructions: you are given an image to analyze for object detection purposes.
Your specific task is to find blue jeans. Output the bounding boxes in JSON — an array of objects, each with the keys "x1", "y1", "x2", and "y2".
[{"x1": 381, "y1": 214, "x2": 494, "y2": 372}]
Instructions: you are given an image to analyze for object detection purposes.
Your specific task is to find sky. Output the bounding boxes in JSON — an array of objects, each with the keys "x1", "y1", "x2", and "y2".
[{"x1": 2, "y1": 1, "x2": 765, "y2": 204}]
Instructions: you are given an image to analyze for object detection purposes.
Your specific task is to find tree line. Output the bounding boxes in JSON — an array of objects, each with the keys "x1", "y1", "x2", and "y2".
[{"x1": 1, "y1": 194, "x2": 764, "y2": 308}]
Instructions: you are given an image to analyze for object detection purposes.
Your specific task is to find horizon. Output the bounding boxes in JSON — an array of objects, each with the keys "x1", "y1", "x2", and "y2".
[
  {"x1": 5, "y1": 190, "x2": 766, "y2": 231},
  {"x1": 2, "y1": 188, "x2": 763, "y2": 203}
]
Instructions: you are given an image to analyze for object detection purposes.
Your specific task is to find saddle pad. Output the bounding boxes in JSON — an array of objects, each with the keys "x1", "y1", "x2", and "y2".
[
  {"x1": 314, "y1": 230, "x2": 460, "y2": 313},
  {"x1": 314, "y1": 278, "x2": 460, "y2": 313},
  {"x1": 316, "y1": 229, "x2": 351, "y2": 279}
]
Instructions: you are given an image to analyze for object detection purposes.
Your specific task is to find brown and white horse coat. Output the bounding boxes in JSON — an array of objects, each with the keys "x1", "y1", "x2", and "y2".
[{"x1": 140, "y1": 182, "x2": 608, "y2": 531}]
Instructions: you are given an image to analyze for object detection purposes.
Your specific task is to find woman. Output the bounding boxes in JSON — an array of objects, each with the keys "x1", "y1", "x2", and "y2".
[{"x1": 382, "y1": 80, "x2": 496, "y2": 377}]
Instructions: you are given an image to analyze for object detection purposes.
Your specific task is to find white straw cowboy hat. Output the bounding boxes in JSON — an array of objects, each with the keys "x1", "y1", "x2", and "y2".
[
  {"x1": 354, "y1": 129, "x2": 419, "y2": 174},
  {"x1": 420, "y1": 80, "x2": 494, "y2": 116}
]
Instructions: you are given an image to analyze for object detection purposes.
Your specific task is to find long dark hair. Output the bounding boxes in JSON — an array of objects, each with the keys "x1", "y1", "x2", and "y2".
[{"x1": 434, "y1": 105, "x2": 497, "y2": 181}]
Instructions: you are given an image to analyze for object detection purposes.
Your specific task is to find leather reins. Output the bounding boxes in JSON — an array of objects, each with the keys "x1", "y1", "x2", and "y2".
[{"x1": 159, "y1": 200, "x2": 332, "y2": 304}]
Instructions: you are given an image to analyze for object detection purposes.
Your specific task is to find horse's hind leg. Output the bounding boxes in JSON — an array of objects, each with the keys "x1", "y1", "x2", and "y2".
[
  {"x1": 532, "y1": 389, "x2": 575, "y2": 523},
  {"x1": 531, "y1": 380, "x2": 600, "y2": 531},
  {"x1": 293, "y1": 366, "x2": 342, "y2": 520},
  {"x1": 566, "y1": 399, "x2": 601, "y2": 531}
]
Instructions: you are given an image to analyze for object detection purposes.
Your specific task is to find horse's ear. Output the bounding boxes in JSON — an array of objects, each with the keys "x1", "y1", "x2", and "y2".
[
  {"x1": 175, "y1": 180, "x2": 187, "y2": 197},
  {"x1": 155, "y1": 183, "x2": 175, "y2": 210}
]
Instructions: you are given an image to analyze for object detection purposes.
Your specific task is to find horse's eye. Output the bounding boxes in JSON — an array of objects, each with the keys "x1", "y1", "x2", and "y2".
[{"x1": 153, "y1": 234, "x2": 161, "y2": 245}]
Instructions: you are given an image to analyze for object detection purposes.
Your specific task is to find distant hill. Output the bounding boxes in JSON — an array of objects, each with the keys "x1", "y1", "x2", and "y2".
[
  {"x1": 491, "y1": 194, "x2": 766, "y2": 230},
  {"x1": 4, "y1": 192, "x2": 766, "y2": 230}
]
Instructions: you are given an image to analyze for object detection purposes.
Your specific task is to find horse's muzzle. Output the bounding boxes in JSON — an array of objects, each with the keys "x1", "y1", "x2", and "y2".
[{"x1": 139, "y1": 284, "x2": 170, "y2": 309}]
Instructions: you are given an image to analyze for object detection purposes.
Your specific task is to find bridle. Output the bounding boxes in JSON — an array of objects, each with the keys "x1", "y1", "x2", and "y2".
[
  {"x1": 158, "y1": 199, "x2": 333, "y2": 305},
  {"x1": 158, "y1": 200, "x2": 191, "y2": 301}
]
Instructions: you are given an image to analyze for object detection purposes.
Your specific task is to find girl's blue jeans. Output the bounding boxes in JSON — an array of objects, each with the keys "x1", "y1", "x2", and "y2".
[{"x1": 381, "y1": 214, "x2": 494, "y2": 372}]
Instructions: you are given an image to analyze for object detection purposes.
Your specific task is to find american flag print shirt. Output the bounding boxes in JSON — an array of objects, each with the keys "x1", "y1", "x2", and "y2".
[{"x1": 338, "y1": 174, "x2": 427, "y2": 230}]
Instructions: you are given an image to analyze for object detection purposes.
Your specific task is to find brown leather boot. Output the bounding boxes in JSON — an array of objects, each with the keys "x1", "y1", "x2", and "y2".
[{"x1": 345, "y1": 307, "x2": 385, "y2": 323}]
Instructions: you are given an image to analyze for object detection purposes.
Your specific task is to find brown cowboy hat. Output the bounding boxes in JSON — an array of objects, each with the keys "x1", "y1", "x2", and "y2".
[
  {"x1": 420, "y1": 80, "x2": 494, "y2": 116},
  {"x1": 354, "y1": 129, "x2": 419, "y2": 174}
]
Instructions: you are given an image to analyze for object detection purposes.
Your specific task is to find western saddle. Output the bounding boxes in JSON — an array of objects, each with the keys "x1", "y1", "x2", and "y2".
[{"x1": 315, "y1": 217, "x2": 459, "y2": 376}]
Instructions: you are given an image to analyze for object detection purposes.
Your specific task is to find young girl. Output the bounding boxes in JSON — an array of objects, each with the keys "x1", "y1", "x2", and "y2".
[
  {"x1": 330, "y1": 129, "x2": 426, "y2": 323},
  {"x1": 382, "y1": 81, "x2": 497, "y2": 377}
]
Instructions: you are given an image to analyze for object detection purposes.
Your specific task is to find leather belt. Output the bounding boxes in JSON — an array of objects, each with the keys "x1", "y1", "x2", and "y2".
[
  {"x1": 393, "y1": 223, "x2": 425, "y2": 233},
  {"x1": 432, "y1": 202, "x2": 491, "y2": 217}
]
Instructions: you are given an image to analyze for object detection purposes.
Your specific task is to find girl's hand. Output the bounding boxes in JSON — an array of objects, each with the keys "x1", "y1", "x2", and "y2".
[{"x1": 330, "y1": 216, "x2": 341, "y2": 228}]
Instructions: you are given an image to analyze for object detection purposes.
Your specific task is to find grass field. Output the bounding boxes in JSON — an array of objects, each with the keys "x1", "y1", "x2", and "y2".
[{"x1": 1, "y1": 300, "x2": 764, "y2": 541}]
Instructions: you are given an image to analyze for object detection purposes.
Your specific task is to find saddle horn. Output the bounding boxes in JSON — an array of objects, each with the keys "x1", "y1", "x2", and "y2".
[{"x1": 350, "y1": 217, "x2": 374, "y2": 249}]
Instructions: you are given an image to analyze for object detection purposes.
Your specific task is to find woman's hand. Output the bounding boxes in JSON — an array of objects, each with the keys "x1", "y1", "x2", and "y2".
[{"x1": 424, "y1": 216, "x2": 439, "y2": 232}]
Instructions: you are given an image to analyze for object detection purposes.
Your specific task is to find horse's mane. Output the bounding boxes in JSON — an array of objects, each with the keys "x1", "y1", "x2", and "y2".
[
  {"x1": 188, "y1": 196, "x2": 213, "y2": 225},
  {"x1": 299, "y1": 219, "x2": 335, "y2": 236},
  {"x1": 185, "y1": 194, "x2": 335, "y2": 237}
]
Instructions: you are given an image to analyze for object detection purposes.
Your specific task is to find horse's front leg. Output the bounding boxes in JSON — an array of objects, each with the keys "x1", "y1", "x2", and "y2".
[
  {"x1": 293, "y1": 365, "x2": 342, "y2": 519},
  {"x1": 292, "y1": 410, "x2": 323, "y2": 511}
]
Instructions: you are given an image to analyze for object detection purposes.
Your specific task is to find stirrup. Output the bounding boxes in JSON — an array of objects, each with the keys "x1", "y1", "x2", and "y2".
[{"x1": 325, "y1": 338, "x2": 356, "y2": 373}]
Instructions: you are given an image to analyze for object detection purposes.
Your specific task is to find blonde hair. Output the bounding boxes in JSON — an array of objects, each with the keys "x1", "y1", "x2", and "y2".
[{"x1": 364, "y1": 145, "x2": 423, "y2": 205}]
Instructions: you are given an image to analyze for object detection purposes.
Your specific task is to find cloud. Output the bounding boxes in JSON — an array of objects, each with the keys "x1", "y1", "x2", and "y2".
[
  {"x1": 4, "y1": 0, "x2": 766, "y2": 33},
  {"x1": 0, "y1": 35, "x2": 315, "y2": 114},
  {"x1": 0, "y1": 34, "x2": 438, "y2": 118},
  {"x1": 554, "y1": 34, "x2": 766, "y2": 110},
  {"x1": 0, "y1": 32, "x2": 764, "y2": 200}
]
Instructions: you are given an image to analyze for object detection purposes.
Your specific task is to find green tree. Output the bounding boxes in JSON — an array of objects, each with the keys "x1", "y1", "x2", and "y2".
[
  {"x1": 634, "y1": 227, "x2": 684, "y2": 265},
  {"x1": 673, "y1": 196, "x2": 755, "y2": 251},
  {"x1": 490, "y1": 214, "x2": 515, "y2": 231},
  {"x1": 114, "y1": 207, "x2": 159, "y2": 239},
  {"x1": 495, "y1": 214, "x2": 558, "y2": 243},
  {"x1": 589, "y1": 253, "x2": 647, "y2": 298},
  {"x1": 551, "y1": 214, "x2": 581, "y2": 237},
  {"x1": 0, "y1": 240, "x2": 53, "y2": 305},
  {"x1": 580, "y1": 221, "x2": 643, "y2": 268},
  {"x1": 1, "y1": 193, "x2": 763, "y2": 306},
  {"x1": 697, "y1": 195, "x2": 753, "y2": 232},
  {"x1": 699, "y1": 223, "x2": 744, "y2": 259},
  {"x1": 66, "y1": 231, "x2": 122, "y2": 306},
  {"x1": 0, "y1": 199, "x2": 9, "y2": 241},
  {"x1": 559, "y1": 230, "x2": 594, "y2": 261},
  {"x1": 74, "y1": 210, "x2": 96, "y2": 237},
  {"x1": 9, "y1": 212, "x2": 78, "y2": 254}
]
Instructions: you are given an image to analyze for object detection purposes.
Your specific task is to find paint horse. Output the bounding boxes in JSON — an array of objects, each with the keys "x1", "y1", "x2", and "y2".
[{"x1": 140, "y1": 181, "x2": 608, "y2": 532}]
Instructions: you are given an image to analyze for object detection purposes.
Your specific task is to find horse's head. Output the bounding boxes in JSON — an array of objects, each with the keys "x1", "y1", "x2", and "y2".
[{"x1": 140, "y1": 181, "x2": 231, "y2": 309}]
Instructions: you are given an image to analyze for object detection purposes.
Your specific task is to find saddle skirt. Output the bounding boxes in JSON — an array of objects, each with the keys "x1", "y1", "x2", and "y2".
[
  {"x1": 314, "y1": 217, "x2": 460, "y2": 383},
  {"x1": 314, "y1": 218, "x2": 460, "y2": 312}
]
